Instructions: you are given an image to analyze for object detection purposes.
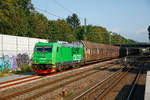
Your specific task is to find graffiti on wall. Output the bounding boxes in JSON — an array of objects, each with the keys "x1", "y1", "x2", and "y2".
[
  {"x1": 0, "y1": 57, "x2": 11, "y2": 71},
  {"x1": 17, "y1": 53, "x2": 30, "y2": 68},
  {"x1": 0, "y1": 53, "x2": 31, "y2": 71}
]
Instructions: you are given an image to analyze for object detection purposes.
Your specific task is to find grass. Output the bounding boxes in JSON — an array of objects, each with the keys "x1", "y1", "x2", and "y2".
[
  {"x1": 66, "y1": 92, "x2": 73, "y2": 97},
  {"x1": 0, "y1": 72, "x2": 15, "y2": 77},
  {"x1": 63, "y1": 92, "x2": 73, "y2": 99},
  {"x1": 0, "y1": 65, "x2": 33, "y2": 77}
]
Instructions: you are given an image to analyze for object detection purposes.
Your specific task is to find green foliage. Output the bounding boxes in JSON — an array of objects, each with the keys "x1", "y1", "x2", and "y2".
[
  {"x1": 148, "y1": 26, "x2": 150, "y2": 33},
  {"x1": 0, "y1": 65, "x2": 32, "y2": 77},
  {"x1": 66, "y1": 13, "x2": 80, "y2": 29},
  {"x1": 148, "y1": 26, "x2": 150, "y2": 41},
  {"x1": 0, "y1": 0, "x2": 34, "y2": 36},
  {"x1": 86, "y1": 26, "x2": 110, "y2": 44},
  {"x1": 1, "y1": 68, "x2": 9, "y2": 73},
  {"x1": 111, "y1": 33, "x2": 136, "y2": 44},
  {"x1": 74, "y1": 26, "x2": 85, "y2": 40},
  {"x1": 48, "y1": 19, "x2": 75, "y2": 42},
  {"x1": 0, "y1": 0, "x2": 136, "y2": 45},
  {"x1": 32, "y1": 13, "x2": 49, "y2": 38},
  {"x1": 75, "y1": 25, "x2": 111, "y2": 44}
]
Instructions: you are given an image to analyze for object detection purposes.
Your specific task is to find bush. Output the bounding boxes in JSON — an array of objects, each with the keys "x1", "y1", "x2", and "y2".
[
  {"x1": 0, "y1": 65, "x2": 33, "y2": 77},
  {"x1": 12, "y1": 65, "x2": 32, "y2": 74},
  {"x1": 1, "y1": 68, "x2": 9, "y2": 73}
]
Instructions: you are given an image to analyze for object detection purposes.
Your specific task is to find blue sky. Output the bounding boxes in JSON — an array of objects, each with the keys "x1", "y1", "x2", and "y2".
[{"x1": 32, "y1": 0, "x2": 150, "y2": 42}]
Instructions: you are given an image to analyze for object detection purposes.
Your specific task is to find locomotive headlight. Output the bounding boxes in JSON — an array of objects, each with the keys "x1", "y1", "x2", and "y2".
[
  {"x1": 47, "y1": 60, "x2": 51, "y2": 63},
  {"x1": 34, "y1": 60, "x2": 37, "y2": 63}
]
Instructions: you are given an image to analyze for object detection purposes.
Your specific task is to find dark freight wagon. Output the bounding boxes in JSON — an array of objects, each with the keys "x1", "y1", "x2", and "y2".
[{"x1": 80, "y1": 41, "x2": 120, "y2": 63}]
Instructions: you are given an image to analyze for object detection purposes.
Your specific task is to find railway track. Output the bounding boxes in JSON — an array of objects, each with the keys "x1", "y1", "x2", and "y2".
[
  {"x1": 73, "y1": 62, "x2": 145, "y2": 100},
  {"x1": 126, "y1": 63, "x2": 145, "y2": 100},
  {"x1": 0, "y1": 59, "x2": 123, "y2": 100},
  {"x1": 0, "y1": 60, "x2": 118, "y2": 90},
  {"x1": 73, "y1": 65, "x2": 130, "y2": 100},
  {"x1": 0, "y1": 59, "x2": 120, "y2": 91}
]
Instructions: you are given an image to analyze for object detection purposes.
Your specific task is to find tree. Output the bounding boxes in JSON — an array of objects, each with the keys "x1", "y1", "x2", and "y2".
[
  {"x1": 48, "y1": 19, "x2": 74, "y2": 42},
  {"x1": 0, "y1": 0, "x2": 34, "y2": 36},
  {"x1": 111, "y1": 32, "x2": 136, "y2": 44},
  {"x1": 17, "y1": 0, "x2": 34, "y2": 14},
  {"x1": 66, "y1": 13, "x2": 80, "y2": 29},
  {"x1": 0, "y1": 0, "x2": 137, "y2": 44},
  {"x1": 83, "y1": 25, "x2": 110, "y2": 44},
  {"x1": 32, "y1": 13, "x2": 49, "y2": 38},
  {"x1": 148, "y1": 26, "x2": 150, "y2": 41},
  {"x1": 75, "y1": 26, "x2": 85, "y2": 40}
]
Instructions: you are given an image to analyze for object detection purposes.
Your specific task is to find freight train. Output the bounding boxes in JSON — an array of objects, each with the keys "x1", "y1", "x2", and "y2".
[{"x1": 32, "y1": 41, "x2": 139, "y2": 74}]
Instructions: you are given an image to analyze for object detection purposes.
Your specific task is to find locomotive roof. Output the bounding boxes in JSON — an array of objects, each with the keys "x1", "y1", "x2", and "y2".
[
  {"x1": 35, "y1": 42, "x2": 83, "y2": 48},
  {"x1": 35, "y1": 42, "x2": 53, "y2": 46},
  {"x1": 60, "y1": 43, "x2": 82, "y2": 47}
]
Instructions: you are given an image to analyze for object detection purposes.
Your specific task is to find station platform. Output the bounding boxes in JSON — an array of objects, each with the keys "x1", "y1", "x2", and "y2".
[{"x1": 145, "y1": 71, "x2": 150, "y2": 100}]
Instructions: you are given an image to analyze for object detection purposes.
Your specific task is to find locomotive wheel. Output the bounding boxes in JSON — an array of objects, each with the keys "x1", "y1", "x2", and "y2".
[
  {"x1": 76, "y1": 64, "x2": 80, "y2": 68},
  {"x1": 72, "y1": 65, "x2": 76, "y2": 68},
  {"x1": 57, "y1": 66, "x2": 63, "y2": 72}
]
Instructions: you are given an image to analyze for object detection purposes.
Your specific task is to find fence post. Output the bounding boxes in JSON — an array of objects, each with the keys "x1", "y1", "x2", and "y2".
[
  {"x1": 28, "y1": 38, "x2": 29, "y2": 54},
  {"x1": 2, "y1": 35, "x2": 3, "y2": 57},
  {"x1": 16, "y1": 36, "x2": 18, "y2": 56}
]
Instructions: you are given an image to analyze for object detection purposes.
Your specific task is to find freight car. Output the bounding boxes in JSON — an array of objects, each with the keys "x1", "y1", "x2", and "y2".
[
  {"x1": 32, "y1": 41, "x2": 120, "y2": 74},
  {"x1": 119, "y1": 47, "x2": 140, "y2": 57},
  {"x1": 81, "y1": 41, "x2": 120, "y2": 63},
  {"x1": 127, "y1": 48, "x2": 141, "y2": 55}
]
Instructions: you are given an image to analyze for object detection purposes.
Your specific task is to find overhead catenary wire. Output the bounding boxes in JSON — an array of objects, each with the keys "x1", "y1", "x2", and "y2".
[
  {"x1": 35, "y1": 7, "x2": 64, "y2": 19},
  {"x1": 52, "y1": 0, "x2": 73, "y2": 14},
  {"x1": 51, "y1": 0, "x2": 84, "y2": 20}
]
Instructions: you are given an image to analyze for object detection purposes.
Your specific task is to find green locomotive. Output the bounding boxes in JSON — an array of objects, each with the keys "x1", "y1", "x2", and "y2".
[
  {"x1": 32, "y1": 41, "x2": 122, "y2": 74},
  {"x1": 32, "y1": 41, "x2": 84, "y2": 74}
]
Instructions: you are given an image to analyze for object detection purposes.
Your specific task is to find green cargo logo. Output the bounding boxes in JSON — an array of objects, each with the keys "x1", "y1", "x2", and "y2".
[{"x1": 73, "y1": 55, "x2": 81, "y2": 60}]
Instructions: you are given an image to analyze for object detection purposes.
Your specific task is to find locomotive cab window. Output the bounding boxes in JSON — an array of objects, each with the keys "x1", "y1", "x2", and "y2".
[
  {"x1": 36, "y1": 47, "x2": 43, "y2": 52},
  {"x1": 35, "y1": 46, "x2": 52, "y2": 52},
  {"x1": 44, "y1": 47, "x2": 52, "y2": 52}
]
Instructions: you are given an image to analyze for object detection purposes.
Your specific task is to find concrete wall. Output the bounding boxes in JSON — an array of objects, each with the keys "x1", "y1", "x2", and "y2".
[
  {"x1": 0, "y1": 34, "x2": 48, "y2": 71},
  {"x1": 145, "y1": 71, "x2": 150, "y2": 100}
]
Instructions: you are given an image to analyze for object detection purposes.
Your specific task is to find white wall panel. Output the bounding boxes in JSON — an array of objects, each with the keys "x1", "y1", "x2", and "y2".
[
  {"x1": 2, "y1": 35, "x2": 17, "y2": 56},
  {"x1": 0, "y1": 35, "x2": 3, "y2": 57},
  {"x1": 0, "y1": 34, "x2": 48, "y2": 58}
]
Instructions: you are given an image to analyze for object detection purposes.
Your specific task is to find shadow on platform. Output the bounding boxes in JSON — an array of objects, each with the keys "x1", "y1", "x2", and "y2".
[{"x1": 114, "y1": 84, "x2": 145, "y2": 100}]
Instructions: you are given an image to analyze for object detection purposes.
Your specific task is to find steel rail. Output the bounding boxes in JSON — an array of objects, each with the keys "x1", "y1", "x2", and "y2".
[
  {"x1": 126, "y1": 63, "x2": 144, "y2": 100},
  {"x1": 24, "y1": 70, "x2": 99, "y2": 100},
  {"x1": 0, "y1": 59, "x2": 120, "y2": 90},
  {"x1": 73, "y1": 66, "x2": 127, "y2": 100},
  {"x1": 0, "y1": 62, "x2": 121, "y2": 100},
  {"x1": 25, "y1": 60, "x2": 122, "y2": 100},
  {"x1": 0, "y1": 75, "x2": 37, "y2": 85},
  {"x1": 94, "y1": 68, "x2": 131, "y2": 100}
]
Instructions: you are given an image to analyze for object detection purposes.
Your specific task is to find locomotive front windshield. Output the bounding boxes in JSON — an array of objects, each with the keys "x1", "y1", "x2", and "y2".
[{"x1": 35, "y1": 46, "x2": 52, "y2": 52}]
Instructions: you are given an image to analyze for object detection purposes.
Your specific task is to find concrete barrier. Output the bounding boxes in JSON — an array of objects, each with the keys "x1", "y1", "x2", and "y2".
[{"x1": 145, "y1": 71, "x2": 150, "y2": 100}]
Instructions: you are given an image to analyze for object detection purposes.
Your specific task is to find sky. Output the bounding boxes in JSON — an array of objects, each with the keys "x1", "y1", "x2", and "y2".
[{"x1": 32, "y1": 0, "x2": 150, "y2": 42}]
